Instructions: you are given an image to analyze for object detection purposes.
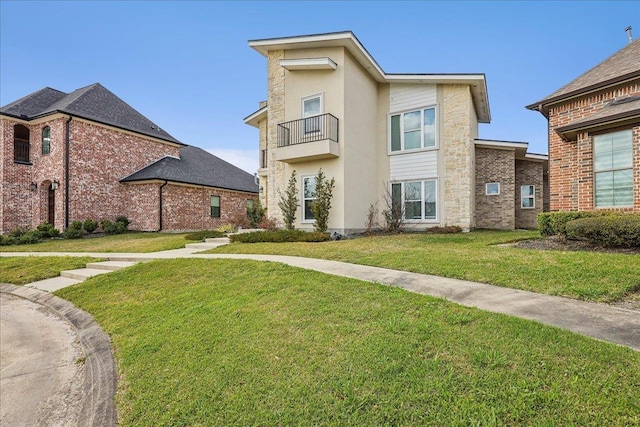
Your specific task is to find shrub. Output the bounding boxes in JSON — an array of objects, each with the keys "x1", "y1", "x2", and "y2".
[
  {"x1": 62, "y1": 228, "x2": 84, "y2": 239},
  {"x1": 0, "y1": 235, "x2": 18, "y2": 246},
  {"x1": 115, "y1": 216, "x2": 130, "y2": 227},
  {"x1": 101, "y1": 220, "x2": 127, "y2": 235},
  {"x1": 216, "y1": 224, "x2": 237, "y2": 234},
  {"x1": 230, "y1": 230, "x2": 331, "y2": 243},
  {"x1": 258, "y1": 216, "x2": 279, "y2": 230},
  {"x1": 8, "y1": 228, "x2": 27, "y2": 238},
  {"x1": 83, "y1": 219, "x2": 99, "y2": 234},
  {"x1": 426, "y1": 225, "x2": 462, "y2": 234},
  {"x1": 278, "y1": 171, "x2": 298, "y2": 230},
  {"x1": 18, "y1": 230, "x2": 42, "y2": 245},
  {"x1": 36, "y1": 223, "x2": 60, "y2": 238},
  {"x1": 538, "y1": 211, "x2": 610, "y2": 236},
  {"x1": 228, "y1": 210, "x2": 250, "y2": 229},
  {"x1": 364, "y1": 203, "x2": 379, "y2": 235},
  {"x1": 70, "y1": 220, "x2": 84, "y2": 231},
  {"x1": 310, "y1": 169, "x2": 335, "y2": 233},
  {"x1": 184, "y1": 230, "x2": 225, "y2": 241},
  {"x1": 566, "y1": 215, "x2": 640, "y2": 248},
  {"x1": 247, "y1": 198, "x2": 265, "y2": 228}
]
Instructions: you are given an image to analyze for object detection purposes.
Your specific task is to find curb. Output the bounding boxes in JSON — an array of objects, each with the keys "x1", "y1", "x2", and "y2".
[{"x1": 0, "y1": 283, "x2": 117, "y2": 426}]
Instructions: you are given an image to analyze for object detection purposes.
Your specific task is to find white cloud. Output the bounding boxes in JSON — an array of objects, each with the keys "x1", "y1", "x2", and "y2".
[{"x1": 207, "y1": 148, "x2": 258, "y2": 174}]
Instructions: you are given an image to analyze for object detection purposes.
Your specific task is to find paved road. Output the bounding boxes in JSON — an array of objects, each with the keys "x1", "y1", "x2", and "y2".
[{"x1": 1, "y1": 292, "x2": 84, "y2": 426}]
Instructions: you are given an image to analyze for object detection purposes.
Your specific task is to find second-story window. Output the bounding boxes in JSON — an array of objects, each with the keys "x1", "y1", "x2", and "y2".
[
  {"x1": 42, "y1": 126, "x2": 51, "y2": 155},
  {"x1": 13, "y1": 124, "x2": 30, "y2": 163},
  {"x1": 302, "y1": 94, "x2": 322, "y2": 134},
  {"x1": 390, "y1": 107, "x2": 436, "y2": 152}
]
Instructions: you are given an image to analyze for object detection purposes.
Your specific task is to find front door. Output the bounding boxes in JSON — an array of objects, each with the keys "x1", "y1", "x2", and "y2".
[{"x1": 48, "y1": 184, "x2": 55, "y2": 225}]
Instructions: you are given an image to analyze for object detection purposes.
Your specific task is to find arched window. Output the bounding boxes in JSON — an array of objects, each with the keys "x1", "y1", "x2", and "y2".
[
  {"x1": 13, "y1": 124, "x2": 30, "y2": 163},
  {"x1": 42, "y1": 126, "x2": 51, "y2": 155}
]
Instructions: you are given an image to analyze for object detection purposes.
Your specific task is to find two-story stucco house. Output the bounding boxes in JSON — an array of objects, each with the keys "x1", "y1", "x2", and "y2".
[
  {"x1": 1, "y1": 83, "x2": 258, "y2": 234},
  {"x1": 527, "y1": 38, "x2": 639, "y2": 212},
  {"x1": 245, "y1": 31, "x2": 546, "y2": 233}
]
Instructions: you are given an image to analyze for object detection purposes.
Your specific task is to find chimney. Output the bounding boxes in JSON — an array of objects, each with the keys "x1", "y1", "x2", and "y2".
[{"x1": 625, "y1": 26, "x2": 633, "y2": 44}]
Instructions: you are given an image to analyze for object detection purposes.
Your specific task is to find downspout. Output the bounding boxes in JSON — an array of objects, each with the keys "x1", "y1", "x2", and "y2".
[
  {"x1": 158, "y1": 180, "x2": 168, "y2": 231},
  {"x1": 64, "y1": 116, "x2": 72, "y2": 229}
]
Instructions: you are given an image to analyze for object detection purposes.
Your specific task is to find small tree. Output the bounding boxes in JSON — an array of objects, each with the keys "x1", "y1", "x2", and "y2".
[
  {"x1": 382, "y1": 184, "x2": 405, "y2": 232},
  {"x1": 310, "y1": 169, "x2": 335, "y2": 233},
  {"x1": 278, "y1": 171, "x2": 298, "y2": 230},
  {"x1": 364, "y1": 202, "x2": 379, "y2": 235},
  {"x1": 247, "y1": 198, "x2": 265, "y2": 228}
]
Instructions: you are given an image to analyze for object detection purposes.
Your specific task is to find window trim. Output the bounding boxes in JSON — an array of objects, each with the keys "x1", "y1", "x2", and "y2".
[
  {"x1": 485, "y1": 182, "x2": 500, "y2": 196},
  {"x1": 388, "y1": 105, "x2": 438, "y2": 154},
  {"x1": 521, "y1": 185, "x2": 535, "y2": 209},
  {"x1": 390, "y1": 179, "x2": 439, "y2": 222},
  {"x1": 210, "y1": 195, "x2": 221, "y2": 218},
  {"x1": 301, "y1": 174, "x2": 317, "y2": 223},
  {"x1": 593, "y1": 130, "x2": 633, "y2": 208},
  {"x1": 42, "y1": 126, "x2": 51, "y2": 155}
]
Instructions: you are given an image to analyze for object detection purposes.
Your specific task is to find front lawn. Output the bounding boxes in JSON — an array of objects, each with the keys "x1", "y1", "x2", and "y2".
[
  {"x1": 56, "y1": 259, "x2": 640, "y2": 426},
  {"x1": 208, "y1": 230, "x2": 639, "y2": 302},
  {"x1": 0, "y1": 256, "x2": 98, "y2": 285},
  {"x1": 1, "y1": 232, "x2": 197, "y2": 253}
]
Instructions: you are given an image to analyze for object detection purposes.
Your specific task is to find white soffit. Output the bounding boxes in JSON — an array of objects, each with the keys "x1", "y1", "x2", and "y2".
[{"x1": 280, "y1": 57, "x2": 337, "y2": 71}]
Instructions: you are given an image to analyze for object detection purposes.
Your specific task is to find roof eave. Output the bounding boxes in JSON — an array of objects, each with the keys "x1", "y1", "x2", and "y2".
[
  {"x1": 554, "y1": 110, "x2": 640, "y2": 141},
  {"x1": 243, "y1": 106, "x2": 268, "y2": 128}
]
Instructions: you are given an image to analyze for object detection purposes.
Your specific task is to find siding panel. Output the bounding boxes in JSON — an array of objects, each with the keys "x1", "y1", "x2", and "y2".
[
  {"x1": 390, "y1": 151, "x2": 437, "y2": 181},
  {"x1": 390, "y1": 84, "x2": 437, "y2": 112}
]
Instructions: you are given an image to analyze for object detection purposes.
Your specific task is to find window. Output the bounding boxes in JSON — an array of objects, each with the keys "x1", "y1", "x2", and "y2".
[
  {"x1": 302, "y1": 175, "x2": 316, "y2": 221},
  {"x1": 13, "y1": 124, "x2": 30, "y2": 163},
  {"x1": 390, "y1": 107, "x2": 436, "y2": 152},
  {"x1": 210, "y1": 195, "x2": 220, "y2": 218},
  {"x1": 391, "y1": 180, "x2": 437, "y2": 221},
  {"x1": 42, "y1": 126, "x2": 51, "y2": 154},
  {"x1": 521, "y1": 185, "x2": 535, "y2": 209},
  {"x1": 302, "y1": 94, "x2": 322, "y2": 134},
  {"x1": 486, "y1": 183, "x2": 500, "y2": 195},
  {"x1": 594, "y1": 130, "x2": 633, "y2": 207}
]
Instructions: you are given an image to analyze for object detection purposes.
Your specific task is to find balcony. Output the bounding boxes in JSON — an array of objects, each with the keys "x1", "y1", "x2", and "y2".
[{"x1": 276, "y1": 113, "x2": 339, "y2": 163}]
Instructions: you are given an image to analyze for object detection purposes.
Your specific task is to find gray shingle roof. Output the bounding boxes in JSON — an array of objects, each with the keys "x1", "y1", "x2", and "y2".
[
  {"x1": 121, "y1": 145, "x2": 259, "y2": 194},
  {"x1": 527, "y1": 39, "x2": 640, "y2": 109},
  {"x1": 0, "y1": 83, "x2": 182, "y2": 144}
]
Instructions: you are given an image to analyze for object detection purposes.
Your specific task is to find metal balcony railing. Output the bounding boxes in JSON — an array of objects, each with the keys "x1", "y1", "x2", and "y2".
[{"x1": 277, "y1": 113, "x2": 339, "y2": 147}]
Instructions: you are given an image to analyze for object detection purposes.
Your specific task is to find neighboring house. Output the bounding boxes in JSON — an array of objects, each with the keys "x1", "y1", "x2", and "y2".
[
  {"x1": 527, "y1": 39, "x2": 639, "y2": 212},
  {"x1": 245, "y1": 31, "x2": 547, "y2": 233},
  {"x1": 0, "y1": 83, "x2": 258, "y2": 234}
]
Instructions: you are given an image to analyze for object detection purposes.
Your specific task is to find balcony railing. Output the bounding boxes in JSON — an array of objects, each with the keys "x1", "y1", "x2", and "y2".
[{"x1": 277, "y1": 113, "x2": 338, "y2": 147}]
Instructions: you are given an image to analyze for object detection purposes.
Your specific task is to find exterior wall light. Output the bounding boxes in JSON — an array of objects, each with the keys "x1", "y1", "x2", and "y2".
[
  {"x1": 30, "y1": 182, "x2": 37, "y2": 192},
  {"x1": 51, "y1": 180, "x2": 59, "y2": 190}
]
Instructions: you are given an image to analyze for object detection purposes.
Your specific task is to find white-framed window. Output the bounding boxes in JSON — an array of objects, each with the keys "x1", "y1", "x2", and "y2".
[
  {"x1": 210, "y1": 195, "x2": 220, "y2": 218},
  {"x1": 302, "y1": 175, "x2": 316, "y2": 222},
  {"x1": 521, "y1": 185, "x2": 535, "y2": 209},
  {"x1": 302, "y1": 94, "x2": 323, "y2": 134},
  {"x1": 391, "y1": 179, "x2": 437, "y2": 221},
  {"x1": 485, "y1": 183, "x2": 500, "y2": 195},
  {"x1": 390, "y1": 107, "x2": 436, "y2": 152},
  {"x1": 594, "y1": 130, "x2": 633, "y2": 207}
]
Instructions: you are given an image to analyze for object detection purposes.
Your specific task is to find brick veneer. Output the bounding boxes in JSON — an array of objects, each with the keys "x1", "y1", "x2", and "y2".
[
  {"x1": 474, "y1": 147, "x2": 515, "y2": 229},
  {"x1": 515, "y1": 159, "x2": 543, "y2": 229},
  {"x1": 1, "y1": 117, "x2": 256, "y2": 233},
  {"x1": 547, "y1": 82, "x2": 640, "y2": 212}
]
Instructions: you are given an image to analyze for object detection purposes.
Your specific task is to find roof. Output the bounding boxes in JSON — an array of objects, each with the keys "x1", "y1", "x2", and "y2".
[
  {"x1": 0, "y1": 83, "x2": 182, "y2": 145},
  {"x1": 249, "y1": 31, "x2": 491, "y2": 123},
  {"x1": 554, "y1": 94, "x2": 640, "y2": 140},
  {"x1": 474, "y1": 138, "x2": 548, "y2": 162},
  {"x1": 121, "y1": 145, "x2": 259, "y2": 193},
  {"x1": 527, "y1": 39, "x2": 640, "y2": 114}
]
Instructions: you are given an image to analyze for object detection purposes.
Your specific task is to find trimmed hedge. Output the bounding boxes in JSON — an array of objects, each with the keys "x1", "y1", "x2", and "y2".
[
  {"x1": 184, "y1": 230, "x2": 225, "y2": 241},
  {"x1": 230, "y1": 230, "x2": 331, "y2": 243},
  {"x1": 538, "y1": 211, "x2": 611, "y2": 236},
  {"x1": 566, "y1": 215, "x2": 640, "y2": 248}
]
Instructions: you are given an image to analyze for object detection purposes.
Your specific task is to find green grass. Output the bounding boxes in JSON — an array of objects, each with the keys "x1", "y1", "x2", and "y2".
[
  {"x1": 1, "y1": 232, "x2": 197, "y2": 253},
  {"x1": 56, "y1": 259, "x2": 640, "y2": 426},
  {"x1": 0, "y1": 256, "x2": 98, "y2": 285},
  {"x1": 208, "y1": 230, "x2": 640, "y2": 303}
]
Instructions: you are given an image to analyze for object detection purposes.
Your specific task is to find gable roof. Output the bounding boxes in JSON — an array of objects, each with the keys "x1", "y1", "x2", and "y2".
[
  {"x1": 0, "y1": 83, "x2": 182, "y2": 144},
  {"x1": 121, "y1": 145, "x2": 259, "y2": 194},
  {"x1": 249, "y1": 31, "x2": 491, "y2": 123},
  {"x1": 527, "y1": 39, "x2": 640, "y2": 114}
]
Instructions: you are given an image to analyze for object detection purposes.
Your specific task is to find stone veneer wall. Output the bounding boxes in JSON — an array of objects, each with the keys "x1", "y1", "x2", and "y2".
[
  {"x1": 474, "y1": 147, "x2": 515, "y2": 229},
  {"x1": 442, "y1": 85, "x2": 474, "y2": 229},
  {"x1": 266, "y1": 50, "x2": 286, "y2": 222},
  {"x1": 547, "y1": 81, "x2": 640, "y2": 211},
  {"x1": 515, "y1": 159, "x2": 543, "y2": 229},
  {"x1": 258, "y1": 117, "x2": 268, "y2": 209}
]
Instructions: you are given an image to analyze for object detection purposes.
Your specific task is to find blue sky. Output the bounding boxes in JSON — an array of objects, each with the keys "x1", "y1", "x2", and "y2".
[{"x1": 2, "y1": 1, "x2": 638, "y2": 173}]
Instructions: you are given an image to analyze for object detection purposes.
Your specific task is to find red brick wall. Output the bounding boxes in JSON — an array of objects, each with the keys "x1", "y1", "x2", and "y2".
[{"x1": 547, "y1": 82, "x2": 640, "y2": 211}]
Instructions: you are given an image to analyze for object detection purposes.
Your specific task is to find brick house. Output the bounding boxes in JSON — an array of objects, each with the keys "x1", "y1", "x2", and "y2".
[
  {"x1": 0, "y1": 83, "x2": 258, "y2": 234},
  {"x1": 527, "y1": 39, "x2": 639, "y2": 212},
  {"x1": 245, "y1": 31, "x2": 547, "y2": 232}
]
